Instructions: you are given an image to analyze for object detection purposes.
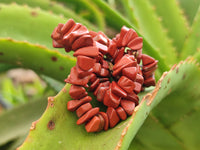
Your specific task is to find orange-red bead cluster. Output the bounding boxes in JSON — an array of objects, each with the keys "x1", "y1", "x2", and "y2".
[{"x1": 51, "y1": 19, "x2": 158, "y2": 132}]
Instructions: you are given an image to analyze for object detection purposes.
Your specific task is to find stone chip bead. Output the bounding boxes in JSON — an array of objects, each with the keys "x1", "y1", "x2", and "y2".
[
  {"x1": 77, "y1": 107, "x2": 99, "y2": 125},
  {"x1": 76, "y1": 103, "x2": 92, "y2": 117},
  {"x1": 51, "y1": 19, "x2": 158, "y2": 132},
  {"x1": 106, "y1": 107, "x2": 120, "y2": 128}
]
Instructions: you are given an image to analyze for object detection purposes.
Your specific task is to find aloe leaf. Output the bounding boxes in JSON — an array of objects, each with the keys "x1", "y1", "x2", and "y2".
[
  {"x1": 88, "y1": 0, "x2": 170, "y2": 74},
  {"x1": 0, "y1": 3, "x2": 73, "y2": 54},
  {"x1": 0, "y1": 98, "x2": 47, "y2": 146},
  {"x1": 0, "y1": 3, "x2": 66, "y2": 51},
  {"x1": 149, "y1": 0, "x2": 189, "y2": 52},
  {"x1": 0, "y1": 38, "x2": 76, "y2": 82},
  {"x1": 0, "y1": 2, "x2": 170, "y2": 75},
  {"x1": 120, "y1": 0, "x2": 139, "y2": 28},
  {"x1": 170, "y1": 108, "x2": 200, "y2": 150},
  {"x1": 128, "y1": 57, "x2": 200, "y2": 150},
  {"x1": 7, "y1": 136, "x2": 27, "y2": 150},
  {"x1": 0, "y1": 0, "x2": 97, "y2": 32},
  {"x1": 177, "y1": 0, "x2": 200, "y2": 25},
  {"x1": 194, "y1": 51, "x2": 200, "y2": 62},
  {"x1": 181, "y1": 6, "x2": 200, "y2": 60},
  {"x1": 130, "y1": 0, "x2": 177, "y2": 65},
  {"x1": 52, "y1": 0, "x2": 105, "y2": 31},
  {"x1": 129, "y1": 115, "x2": 186, "y2": 150},
  {"x1": 17, "y1": 57, "x2": 200, "y2": 150},
  {"x1": 0, "y1": 64, "x2": 16, "y2": 73}
]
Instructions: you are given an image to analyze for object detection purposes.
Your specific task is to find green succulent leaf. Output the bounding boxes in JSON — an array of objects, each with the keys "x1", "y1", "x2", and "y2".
[
  {"x1": 0, "y1": 0, "x2": 97, "y2": 32},
  {"x1": 52, "y1": 0, "x2": 105, "y2": 31},
  {"x1": 120, "y1": 0, "x2": 139, "y2": 28},
  {"x1": 0, "y1": 3, "x2": 68, "y2": 51},
  {"x1": 0, "y1": 98, "x2": 47, "y2": 146},
  {"x1": 149, "y1": 0, "x2": 189, "y2": 52},
  {"x1": 18, "y1": 58, "x2": 200, "y2": 150},
  {"x1": 177, "y1": 0, "x2": 200, "y2": 25},
  {"x1": 0, "y1": 38, "x2": 75, "y2": 82},
  {"x1": 129, "y1": 57, "x2": 200, "y2": 150},
  {"x1": 89, "y1": 0, "x2": 170, "y2": 74},
  {"x1": 0, "y1": 64, "x2": 16, "y2": 73},
  {"x1": 130, "y1": 0, "x2": 177, "y2": 65},
  {"x1": 181, "y1": 6, "x2": 200, "y2": 60}
]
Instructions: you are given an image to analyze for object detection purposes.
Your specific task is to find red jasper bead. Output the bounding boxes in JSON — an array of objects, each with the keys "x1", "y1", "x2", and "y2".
[
  {"x1": 102, "y1": 60, "x2": 109, "y2": 69},
  {"x1": 118, "y1": 76, "x2": 135, "y2": 93},
  {"x1": 89, "y1": 73, "x2": 97, "y2": 83},
  {"x1": 96, "y1": 42, "x2": 108, "y2": 55},
  {"x1": 114, "y1": 47, "x2": 125, "y2": 64},
  {"x1": 69, "y1": 85, "x2": 88, "y2": 99},
  {"x1": 73, "y1": 46, "x2": 99, "y2": 58},
  {"x1": 89, "y1": 78, "x2": 100, "y2": 91},
  {"x1": 142, "y1": 54, "x2": 156, "y2": 65},
  {"x1": 108, "y1": 41, "x2": 117, "y2": 57},
  {"x1": 103, "y1": 90, "x2": 120, "y2": 108},
  {"x1": 93, "y1": 34, "x2": 108, "y2": 45},
  {"x1": 93, "y1": 63, "x2": 101, "y2": 75},
  {"x1": 126, "y1": 92, "x2": 139, "y2": 105},
  {"x1": 65, "y1": 67, "x2": 90, "y2": 87},
  {"x1": 96, "y1": 86, "x2": 109, "y2": 102},
  {"x1": 142, "y1": 61, "x2": 158, "y2": 72},
  {"x1": 120, "y1": 100, "x2": 135, "y2": 115},
  {"x1": 97, "y1": 114, "x2": 105, "y2": 132},
  {"x1": 85, "y1": 116, "x2": 101, "y2": 132},
  {"x1": 135, "y1": 74, "x2": 144, "y2": 84},
  {"x1": 99, "y1": 68, "x2": 109, "y2": 77},
  {"x1": 77, "y1": 107, "x2": 99, "y2": 125},
  {"x1": 72, "y1": 35, "x2": 94, "y2": 50},
  {"x1": 77, "y1": 56, "x2": 96, "y2": 71},
  {"x1": 111, "y1": 81, "x2": 127, "y2": 98},
  {"x1": 122, "y1": 29, "x2": 138, "y2": 46},
  {"x1": 106, "y1": 107, "x2": 120, "y2": 128},
  {"x1": 117, "y1": 26, "x2": 129, "y2": 47},
  {"x1": 122, "y1": 67, "x2": 137, "y2": 81},
  {"x1": 93, "y1": 81, "x2": 110, "y2": 96},
  {"x1": 61, "y1": 19, "x2": 76, "y2": 34},
  {"x1": 116, "y1": 107, "x2": 127, "y2": 120},
  {"x1": 127, "y1": 37, "x2": 143, "y2": 50},
  {"x1": 99, "y1": 112, "x2": 109, "y2": 131},
  {"x1": 134, "y1": 82, "x2": 142, "y2": 94},
  {"x1": 67, "y1": 96, "x2": 92, "y2": 111},
  {"x1": 76, "y1": 103, "x2": 92, "y2": 117},
  {"x1": 143, "y1": 76, "x2": 156, "y2": 87},
  {"x1": 75, "y1": 65, "x2": 93, "y2": 78},
  {"x1": 113, "y1": 55, "x2": 134, "y2": 70}
]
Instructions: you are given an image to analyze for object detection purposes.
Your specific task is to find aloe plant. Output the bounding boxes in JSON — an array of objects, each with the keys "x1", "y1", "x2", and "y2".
[{"x1": 0, "y1": 0, "x2": 200, "y2": 150}]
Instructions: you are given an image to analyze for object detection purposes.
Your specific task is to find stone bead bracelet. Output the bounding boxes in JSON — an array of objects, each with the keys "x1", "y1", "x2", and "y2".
[{"x1": 51, "y1": 19, "x2": 158, "y2": 132}]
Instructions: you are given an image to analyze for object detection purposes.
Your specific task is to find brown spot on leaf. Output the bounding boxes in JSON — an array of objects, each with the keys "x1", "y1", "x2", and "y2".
[
  {"x1": 48, "y1": 97, "x2": 54, "y2": 108},
  {"x1": 40, "y1": 67, "x2": 44, "y2": 71},
  {"x1": 31, "y1": 11, "x2": 38, "y2": 17},
  {"x1": 167, "y1": 78, "x2": 171, "y2": 84},
  {"x1": 176, "y1": 67, "x2": 179, "y2": 73},
  {"x1": 50, "y1": 103, "x2": 54, "y2": 107},
  {"x1": 51, "y1": 56, "x2": 57, "y2": 61},
  {"x1": 16, "y1": 61, "x2": 22, "y2": 65},
  {"x1": 47, "y1": 120, "x2": 55, "y2": 130},
  {"x1": 0, "y1": 52, "x2": 3, "y2": 56},
  {"x1": 168, "y1": 88, "x2": 172, "y2": 94},
  {"x1": 60, "y1": 66, "x2": 64, "y2": 70}
]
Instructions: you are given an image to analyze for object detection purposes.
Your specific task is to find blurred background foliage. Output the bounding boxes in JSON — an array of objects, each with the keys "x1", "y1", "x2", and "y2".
[{"x1": 0, "y1": 0, "x2": 200, "y2": 149}]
